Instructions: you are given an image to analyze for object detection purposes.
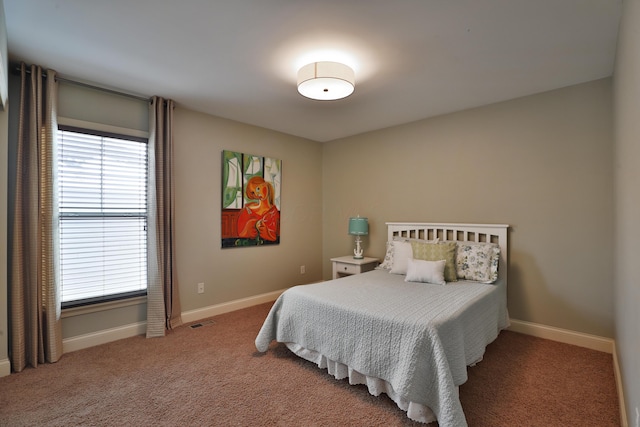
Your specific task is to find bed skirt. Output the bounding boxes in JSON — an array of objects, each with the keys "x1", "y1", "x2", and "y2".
[{"x1": 285, "y1": 342, "x2": 446, "y2": 424}]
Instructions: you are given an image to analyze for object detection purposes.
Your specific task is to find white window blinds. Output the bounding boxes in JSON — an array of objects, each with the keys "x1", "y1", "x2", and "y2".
[{"x1": 58, "y1": 127, "x2": 148, "y2": 306}]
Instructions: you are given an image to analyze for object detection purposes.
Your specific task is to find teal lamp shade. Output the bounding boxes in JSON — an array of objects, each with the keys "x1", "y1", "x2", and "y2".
[
  {"x1": 348, "y1": 217, "x2": 368, "y2": 259},
  {"x1": 348, "y1": 217, "x2": 369, "y2": 235}
]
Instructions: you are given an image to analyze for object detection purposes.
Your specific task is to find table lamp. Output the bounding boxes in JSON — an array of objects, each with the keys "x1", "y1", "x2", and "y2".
[{"x1": 348, "y1": 216, "x2": 369, "y2": 259}]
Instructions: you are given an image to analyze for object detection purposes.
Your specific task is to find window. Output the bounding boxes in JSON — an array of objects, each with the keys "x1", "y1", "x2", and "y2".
[{"x1": 58, "y1": 126, "x2": 148, "y2": 308}]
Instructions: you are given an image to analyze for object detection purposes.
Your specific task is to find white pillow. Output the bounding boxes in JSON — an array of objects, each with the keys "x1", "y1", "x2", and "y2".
[
  {"x1": 389, "y1": 241, "x2": 413, "y2": 275},
  {"x1": 404, "y1": 258, "x2": 446, "y2": 285}
]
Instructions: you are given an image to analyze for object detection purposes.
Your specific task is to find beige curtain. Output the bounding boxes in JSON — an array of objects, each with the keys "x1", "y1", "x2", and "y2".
[
  {"x1": 10, "y1": 63, "x2": 63, "y2": 372},
  {"x1": 146, "y1": 96, "x2": 182, "y2": 337}
]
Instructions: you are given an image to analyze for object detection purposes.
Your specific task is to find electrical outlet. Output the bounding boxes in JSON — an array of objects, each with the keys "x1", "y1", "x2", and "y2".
[
  {"x1": 197, "y1": 282, "x2": 204, "y2": 294},
  {"x1": 300, "y1": 265, "x2": 306, "y2": 274}
]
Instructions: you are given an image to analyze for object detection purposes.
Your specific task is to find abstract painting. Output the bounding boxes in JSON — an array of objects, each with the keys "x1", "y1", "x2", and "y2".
[{"x1": 221, "y1": 150, "x2": 281, "y2": 248}]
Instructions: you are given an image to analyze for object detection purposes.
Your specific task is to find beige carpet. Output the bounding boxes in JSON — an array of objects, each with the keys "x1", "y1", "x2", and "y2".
[{"x1": 0, "y1": 302, "x2": 620, "y2": 426}]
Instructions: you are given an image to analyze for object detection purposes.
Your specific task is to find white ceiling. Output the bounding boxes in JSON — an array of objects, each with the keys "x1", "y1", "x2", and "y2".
[{"x1": 4, "y1": 1, "x2": 622, "y2": 142}]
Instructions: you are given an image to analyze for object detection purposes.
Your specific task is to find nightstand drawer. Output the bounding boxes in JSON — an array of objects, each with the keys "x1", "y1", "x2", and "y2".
[
  {"x1": 335, "y1": 262, "x2": 359, "y2": 275},
  {"x1": 330, "y1": 256, "x2": 379, "y2": 280}
]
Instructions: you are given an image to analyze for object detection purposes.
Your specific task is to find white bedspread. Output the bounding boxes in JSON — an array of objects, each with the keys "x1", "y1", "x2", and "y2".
[{"x1": 255, "y1": 269, "x2": 509, "y2": 426}]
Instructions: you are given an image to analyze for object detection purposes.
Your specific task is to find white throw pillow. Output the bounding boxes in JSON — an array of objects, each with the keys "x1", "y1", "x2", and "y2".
[
  {"x1": 404, "y1": 258, "x2": 446, "y2": 285},
  {"x1": 389, "y1": 241, "x2": 413, "y2": 275}
]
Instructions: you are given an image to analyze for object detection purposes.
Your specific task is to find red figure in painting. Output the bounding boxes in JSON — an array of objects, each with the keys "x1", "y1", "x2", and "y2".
[{"x1": 237, "y1": 176, "x2": 280, "y2": 242}]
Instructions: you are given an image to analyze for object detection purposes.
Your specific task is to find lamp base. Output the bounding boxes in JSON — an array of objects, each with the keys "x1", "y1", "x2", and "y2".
[{"x1": 353, "y1": 236, "x2": 364, "y2": 259}]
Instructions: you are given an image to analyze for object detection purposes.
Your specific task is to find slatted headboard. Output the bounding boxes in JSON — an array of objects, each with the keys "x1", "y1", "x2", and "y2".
[{"x1": 386, "y1": 222, "x2": 509, "y2": 283}]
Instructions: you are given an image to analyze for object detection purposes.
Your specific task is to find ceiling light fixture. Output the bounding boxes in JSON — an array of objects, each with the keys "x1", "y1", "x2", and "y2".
[{"x1": 297, "y1": 61, "x2": 355, "y2": 101}]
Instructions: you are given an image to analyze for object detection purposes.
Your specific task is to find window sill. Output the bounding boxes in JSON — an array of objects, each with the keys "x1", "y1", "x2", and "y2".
[{"x1": 61, "y1": 296, "x2": 147, "y2": 318}]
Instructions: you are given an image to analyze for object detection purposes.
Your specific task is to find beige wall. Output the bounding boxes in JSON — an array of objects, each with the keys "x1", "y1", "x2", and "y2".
[
  {"x1": 613, "y1": 0, "x2": 640, "y2": 421},
  {"x1": 58, "y1": 82, "x2": 149, "y2": 132},
  {"x1": 173, "y1": 109, "x2": 323, "y2": 311},
  {"x1": 323, "y1": 78, "x2": 614, "y2": 338}
]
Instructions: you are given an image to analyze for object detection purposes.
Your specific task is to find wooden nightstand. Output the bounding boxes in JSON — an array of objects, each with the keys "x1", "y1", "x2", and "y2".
[{"x1": 330, "y1": 256, "x2": 379, "y2": 280}]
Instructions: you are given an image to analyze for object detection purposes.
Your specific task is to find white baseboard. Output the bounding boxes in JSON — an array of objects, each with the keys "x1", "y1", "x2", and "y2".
[
  {"x1": 181, "y1": 288, "x2": 286, "y2": 324},
  {"x1": 613, "y1": 344, "x2": 629, "y2": 427},
  {"x1": 61, "y1": 289, "x2": 286, "y2": 354},
  {"x1": 60, "y1": 299, "x2": 612, "y2": 355},
  {"x1": 508, "y1": 318, "x2": 614, "y2": 353},
  {"x1": 0, "y1": 358, "x2": 11, "y2": 378}
]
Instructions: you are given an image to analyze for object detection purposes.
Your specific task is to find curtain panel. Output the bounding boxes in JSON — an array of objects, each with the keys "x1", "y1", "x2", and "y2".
[
  {"x1": 10, "y1": 63, "x2": 63, "y2": 372},
  {"x1": 146, "y1": 96, "x2": 182, "y2": 337}
]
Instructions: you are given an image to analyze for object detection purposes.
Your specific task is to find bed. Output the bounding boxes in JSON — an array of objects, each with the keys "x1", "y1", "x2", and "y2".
[{"x1": 255, "y1": 222, "x2": 509, "y2": 426}]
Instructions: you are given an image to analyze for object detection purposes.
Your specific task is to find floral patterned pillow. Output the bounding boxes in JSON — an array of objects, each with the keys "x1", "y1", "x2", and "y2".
[
  {"x1": 455, "y1": 242, "x2": 500, "y2": 283},
  {"x1": 377, "y1": 240, "x2": 396, "y2": 270}
]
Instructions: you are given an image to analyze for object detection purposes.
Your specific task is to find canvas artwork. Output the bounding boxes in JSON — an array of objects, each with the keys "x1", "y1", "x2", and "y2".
[{"x1": 221, "y1": 150, "x2": 281, "y2": 248}]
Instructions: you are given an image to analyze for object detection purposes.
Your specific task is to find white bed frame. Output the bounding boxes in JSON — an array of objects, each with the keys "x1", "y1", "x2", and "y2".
[{"x1": 386, "y1": 222, "x2": 509, "y2": 284}]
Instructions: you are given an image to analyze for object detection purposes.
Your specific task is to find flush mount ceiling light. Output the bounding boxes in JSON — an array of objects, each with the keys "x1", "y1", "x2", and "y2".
[{"x1": 297, "y1": 61, "x2": 355, "y2": 101}]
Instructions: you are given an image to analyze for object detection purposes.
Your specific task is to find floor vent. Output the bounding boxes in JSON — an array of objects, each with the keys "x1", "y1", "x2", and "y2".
[{"x1": 189, "y1": 319, "x2": 216, "y2": 329}]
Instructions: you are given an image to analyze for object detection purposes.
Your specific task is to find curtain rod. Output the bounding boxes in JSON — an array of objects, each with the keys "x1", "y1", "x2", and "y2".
[{"x1": 13, "y1": 63, "x2": 151, "y2": 103}]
